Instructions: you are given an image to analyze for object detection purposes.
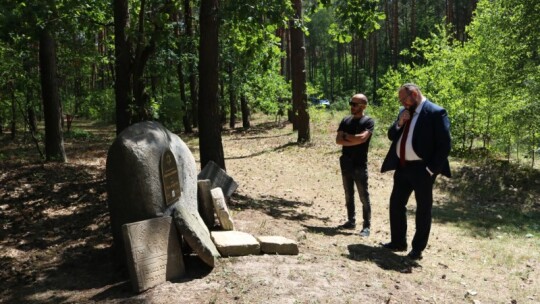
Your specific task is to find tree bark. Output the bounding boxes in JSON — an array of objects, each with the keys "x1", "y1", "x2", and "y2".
[
  {"x1": 198, "y1": 0, "x2": 225, "y2": 170},
  {"x1": 184, "y1": 0, "x2": 199, "y2": 128},
  {"x1": 370, "y1": 32, "x2": 378, "y2": 105},
  {"x1": 39, "y1": 28, "x2": 66, "y2": 162},
  {"x1": 113, "y1": 0, "x2": 131, "y2": 134},
  {"x1": 391, "y1": 0, "x2": 399, "y2": 68},
  {"x1": 241, "y1": 95, "x2": 250, "y2": 129},
  {"x1": 290, "y1": 0, "x2": 310, "y2": 143},
  {"x1": 173, "y1": 11, "x2": 192, "y2": 133},
  {"x1": 228, "y1": 64, "x2": 236, "y2": 129}
]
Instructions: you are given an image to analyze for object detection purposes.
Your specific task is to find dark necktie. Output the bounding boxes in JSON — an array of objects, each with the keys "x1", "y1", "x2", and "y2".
[{"x1": 399, "y1": 108, "x2": 415, "y2": 166}]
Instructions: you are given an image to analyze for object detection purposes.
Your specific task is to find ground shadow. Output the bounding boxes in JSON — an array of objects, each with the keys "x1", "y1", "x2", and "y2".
[
  {"x1": 231, "y1": 193, "x2": 327, "y2": 223},
  {"x1": 0, "y1": 148, "x2": 215, "y2": 303},
  {"x1": 301, "y1": 224, "x2": 358, "y2": 237},
  {"x1": 225, "y1": 141, "x2": 299, "y2": 160},
  {"x1": 346, "y1": 244, "x2": 420, "y2": 273},
  {"x1": 435, "y1": 159, "x2": 540, "y2": 237}
]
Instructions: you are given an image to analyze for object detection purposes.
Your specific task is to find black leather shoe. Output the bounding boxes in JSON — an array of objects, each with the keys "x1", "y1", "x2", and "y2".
[
  {"x1": 338, "y1": 221, "x2": 356, "y2": 229},
  {"x1": 380, "y1": 242, "x2": 407, "y2": 252},
  {"x1": 407, "y1": 249, "x2": 423, "y2": 260}
]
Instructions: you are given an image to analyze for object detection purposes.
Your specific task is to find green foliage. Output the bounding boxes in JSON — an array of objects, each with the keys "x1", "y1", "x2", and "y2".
[
  {"x1": 331, "y1": 0, "x2": 385, "y2": 40},
  {"x1": 64, "y1": 128, "x2": 93, "y2": 140},
  {"x1": 377, "y1": 0, "x2": 540, "y2": 167},
  {"x1": 157, "y1": 92, "x2": 185, "y2": 131}
]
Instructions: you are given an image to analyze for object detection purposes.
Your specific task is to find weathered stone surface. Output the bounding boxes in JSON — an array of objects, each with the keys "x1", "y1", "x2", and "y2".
[
  {"x1": 210, "y1": 231, "x2": 261, "y2": 257},
  {"x1": 197, "y1": 179, "x2": 215, "y2": 228},
  {"x1": 256, "y1": 236, "x2": 299, "y2": 255},
  {"x1": 198, "y1": 161, "x2": 238, "y2": 198},
  {"x1": 106, "y1": 121, "x2": 198, "y2": 264},
  {"x1": 122, "y1": 216, "x2": 185, "y2": 293},
  {"x1": 210, "y1": 188, "x2": 235, "y2": 231},
  {"x1": 173, "y1": 205, "x2": 220, "y2": 267}
]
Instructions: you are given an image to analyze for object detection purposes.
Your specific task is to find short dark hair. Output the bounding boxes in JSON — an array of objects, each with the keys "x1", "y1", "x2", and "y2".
[{"x1": 400, "y1": 83, "x2": 421, "y2": 94}]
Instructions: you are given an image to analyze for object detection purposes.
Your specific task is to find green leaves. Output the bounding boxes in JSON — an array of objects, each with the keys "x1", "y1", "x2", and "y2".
[{"x1": 377, "y1": 0, "x2": 540, "y2": 165}]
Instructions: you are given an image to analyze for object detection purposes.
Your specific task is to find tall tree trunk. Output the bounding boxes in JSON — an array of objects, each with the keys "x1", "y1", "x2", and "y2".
[
  {"x1": 198, "y1": 0, "x2": 225, "y2": 170},
  {"x1": 228, "y1": 64, "x2": 236, "y2": 129},
  {"x1": 391, "y1": 0, "x2": 399, "y2": 68},
  {"x1": 285, "y1": 28, "x2": 294, "y2": 123},
  {"x1": 370, "y1": 33, "x2": 378, "y2": 104},
  {"x1": 178, "y1": 60, "x2": 193, "y2": 133},
  {"x1": 174, "y1": 11, "x2": 192, "y2": 133},
  {"x1": 10, "y1": 85, "x2": 16, "y2": 140},
  {"x1": 132, "y1": 0, "x2": 156, "y2": 122},
  {"x1": 290, "y1": 0, "x2": 310, "y2": 143},
  {"x1": 185, "y1": 0, "x2": 198, "y2": 128},
  {"x1": 330, "y1": 49, "x2": 334, "y2": 101},
  {"x1": 113, "y1": 0, "x2": 131, "y2": 134},
  {"x1": 411, "y1": 0, "x2": 417, "y2": 44},
  {"x1": 446, "y1": 0, "x2": 455, "y2": 28},
  {"x1": 241, "y1": 95, "x2": 250, "y2": 129},
  {"x1": 39, "y1": 28, "x2": 66, "y2": 162}
]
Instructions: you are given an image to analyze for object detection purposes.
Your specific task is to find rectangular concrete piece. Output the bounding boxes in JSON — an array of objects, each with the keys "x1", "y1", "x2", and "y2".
[
  {"x1": 211, "y1": 231, "x2": 261, "y2": 257},
  {"x1": 256, "y1": 236, "x2": 299, "y2": 255},
  {"x1": 122, "y1": 216, "x2": 185, "y2": 292}
]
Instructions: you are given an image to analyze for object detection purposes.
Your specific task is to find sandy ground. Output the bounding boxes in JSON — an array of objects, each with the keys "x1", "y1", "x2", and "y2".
[{"x1": 1, "y1": 116, "x2": 539, "y2": 303}]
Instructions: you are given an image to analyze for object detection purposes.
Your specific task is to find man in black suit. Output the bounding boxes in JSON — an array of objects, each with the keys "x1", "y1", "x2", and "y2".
[{"x1": 380, "y1": 83, "x2": 451, "y2": 260}]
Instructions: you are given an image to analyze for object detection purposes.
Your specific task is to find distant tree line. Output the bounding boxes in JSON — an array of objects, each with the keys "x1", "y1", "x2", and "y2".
[{"x1": 0, "y1": 0, "x2": 538, "y2": 167}]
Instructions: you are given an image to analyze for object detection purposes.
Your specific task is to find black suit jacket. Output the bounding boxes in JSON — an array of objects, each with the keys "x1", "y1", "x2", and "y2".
[{"x1": 380, "y1": 100, "x2": 451, "y2": 177}]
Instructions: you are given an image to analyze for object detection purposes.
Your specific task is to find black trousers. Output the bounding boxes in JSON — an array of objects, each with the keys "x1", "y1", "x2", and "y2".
[
  {"x1": 389, "y1": 161, "x2": 436, "y2": 251},
  {"x1": 341, "y1": 166, "x2": 371, "y2": 228}
]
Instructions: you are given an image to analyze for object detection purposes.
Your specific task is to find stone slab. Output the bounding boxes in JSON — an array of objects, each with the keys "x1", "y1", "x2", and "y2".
[
  {"x1": 256, "y1": 236, "x2": 299, "y2": 255},
  {"x1": 122, "y1": 216, "x2": 185, "y2": 293},
  {"x1": 106, "y1": 121, "x2": 198, "y2": 265},
  {"x1": 210, "y1": 231, "x2": 261, "y2": 257},
  {"x1": 173, "y1": 205, "x2": 220, "y2": 267},
  {"x1": 197, "y1": 161, "x2": 238, "y2": 198},
  {"x1": 210, "y1": 187, "x2": 235, "y2": 231},
  {"x1": 197, "y1": 179, "x2": 215, "y2": 228}
]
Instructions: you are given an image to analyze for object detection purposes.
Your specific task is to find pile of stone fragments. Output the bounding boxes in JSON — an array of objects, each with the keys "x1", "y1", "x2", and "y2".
[{"x1": 106, "y1": 121, "x2": 298, "y2": 292}]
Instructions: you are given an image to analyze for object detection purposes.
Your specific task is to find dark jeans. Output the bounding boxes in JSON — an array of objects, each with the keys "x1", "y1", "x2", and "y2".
[
  {"x1": 341, "y1": 166, "x2": 371, "y2": 228},
  {"x1": 389, "y1": 161, "x2": 436, "y2": 251}
]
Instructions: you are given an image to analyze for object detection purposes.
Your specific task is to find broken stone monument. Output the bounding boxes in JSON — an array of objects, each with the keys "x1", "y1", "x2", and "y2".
[
  {"x1": 256, "y1": 236, "x2": 299, "y2": 255},
  {"x1": 198, "y1": 160, "x2": 238, "y2": 198},
  {"x1": 197, "y1": 179, "x2": 215, "y2": 228},
  {"x1": 106, "y1": 121, "x2": 198, "y2": 264},
  {"x1": 173, "y1": 205, "x2": 221, "y2": 267},
  {"x1": 211, "y1": 187, "x2": 235, "y2": 230},
  {"x1": 122, "y1": 216, "x2": 185, "y2": 292},
  {"x1": 211, "y1": 231, "x2": 261, "y2": 257}
]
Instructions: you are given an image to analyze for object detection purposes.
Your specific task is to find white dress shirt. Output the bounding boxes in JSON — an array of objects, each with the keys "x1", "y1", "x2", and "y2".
[{"x1": 395, "y1": 98, "x2": 426, "y2": 161}]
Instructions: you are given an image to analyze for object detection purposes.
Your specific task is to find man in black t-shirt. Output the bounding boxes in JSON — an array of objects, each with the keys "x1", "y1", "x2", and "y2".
[{"x1": 335, "y1": 93, "x2": 375, "y2": 237}]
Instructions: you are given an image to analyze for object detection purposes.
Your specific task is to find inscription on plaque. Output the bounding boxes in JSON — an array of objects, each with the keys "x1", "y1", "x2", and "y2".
[
  {"x1": 122, "y1": 216, "x2": 185, "y2": 292},
  {"x1": 161, "y1": 149, "x2": 182, "y2": 206}
]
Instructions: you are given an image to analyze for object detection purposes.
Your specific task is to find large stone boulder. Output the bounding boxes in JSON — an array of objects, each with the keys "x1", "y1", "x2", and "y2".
[{"x1": 106, "y1": 121, "x2": 197, "y2": 264}]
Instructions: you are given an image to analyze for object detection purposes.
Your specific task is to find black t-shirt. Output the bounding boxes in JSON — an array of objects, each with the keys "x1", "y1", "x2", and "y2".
[{"x1": 338, "y1": 115, "x2": 375, "y2": 166}]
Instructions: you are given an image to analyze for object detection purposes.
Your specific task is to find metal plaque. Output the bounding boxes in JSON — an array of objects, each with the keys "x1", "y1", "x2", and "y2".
[{"x1": 160, "y1": 149, "x2": 181, "y2": 206}]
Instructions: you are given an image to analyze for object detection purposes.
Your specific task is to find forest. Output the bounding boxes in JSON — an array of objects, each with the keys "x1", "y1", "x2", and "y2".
[
  {"x1": 0, "y1": 0, "x2": 539, "y2": 167},
  {"x1": 1, "y1": 1, "x2": 540, "y2": 303}
]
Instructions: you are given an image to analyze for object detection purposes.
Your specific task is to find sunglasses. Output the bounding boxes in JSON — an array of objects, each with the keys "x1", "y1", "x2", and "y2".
[{"x1": 349, "y1": 101, "x2": 366, "y2": 107}]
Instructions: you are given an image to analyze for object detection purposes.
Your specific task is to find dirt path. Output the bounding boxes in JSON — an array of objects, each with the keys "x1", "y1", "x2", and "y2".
[{"x1": 1, "y1": 117, "x2": 538, "y2": 303}]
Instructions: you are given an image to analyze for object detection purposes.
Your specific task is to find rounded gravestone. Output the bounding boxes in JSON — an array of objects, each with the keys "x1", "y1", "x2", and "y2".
[{"x1": 106, "y1": 121, "x2": 197, "y2": 264}]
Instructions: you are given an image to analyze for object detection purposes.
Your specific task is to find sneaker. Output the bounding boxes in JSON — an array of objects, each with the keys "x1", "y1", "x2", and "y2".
[
  {"x1": 338, "y1": 221, "x2": 356, "y2": 229},
  {"x1": 359, "y1": 227, "x2": 370, "y2": 237}
]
